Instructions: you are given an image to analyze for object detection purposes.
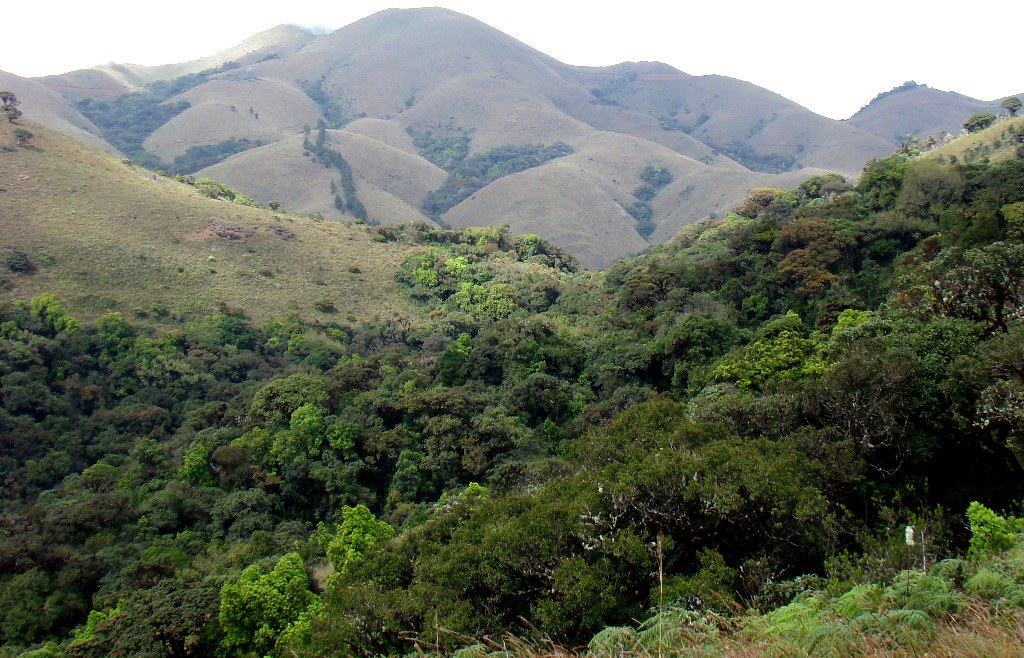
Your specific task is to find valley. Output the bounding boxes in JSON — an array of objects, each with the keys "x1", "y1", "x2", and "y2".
[{"x1": 1, "y1": 7, "x2": 1023, "y2": 657}]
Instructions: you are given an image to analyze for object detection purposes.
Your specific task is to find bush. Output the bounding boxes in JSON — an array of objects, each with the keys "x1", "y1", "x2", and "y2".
[
  {"x1": 640, "y1": 166, "x2": 674, "y2": 187},
  {"x1": 963, "y1": 112, "x2": 997, "y2": 134},
  {"x1": 313, "y1": 298, "x2": 336, "y2": 313},
  {"x1": 5, "y1": 250, "x2": 34, "y2": 273},
  {"x1": 12, "y1": 128, "x2": 33, "y2": 146},
  {"x1": 967, "y1": 502, "x2": 1021, "y2": 558}
]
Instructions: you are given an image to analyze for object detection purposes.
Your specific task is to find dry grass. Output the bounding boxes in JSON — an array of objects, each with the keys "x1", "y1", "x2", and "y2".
[
  {"x1": 198, "y1": 130, "x2": 444, "y2": 225},
  {"x1": 342, "y1": 118, "x2": 423, "y2": 156},
  {"x1": 923, "y1": 115, "x2": 1024, "y2": 166},
  {"x1": 0, "y1": 71, "x2": 114, "y2": 153},
  {"x1": 850, "y1": 85, "x2": 1005, "y2": 146},
  {"x1": 429, "y1": 603, "x2": 1024, "y2": 657},
  {"x1": 441, "y1": 131, "x2": 835, "y2": 268},
  {"x1": 0, "y1": 120, "x2": 424, "y2": 325},
  {"x1": 33, "y1": 24, "x2": 316, "y2": 100},
  {"x1": 20, "y1": 7, "x2": 894, "y2": 272},
  {"x1": 143, "y1": 77, "x2": 321, "y2": 160}
]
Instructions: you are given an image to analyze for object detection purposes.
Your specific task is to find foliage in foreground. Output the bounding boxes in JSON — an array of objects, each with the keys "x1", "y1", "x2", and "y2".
[{"x1": 1, "y1": 146, "x2": 1023, "y2": 656}]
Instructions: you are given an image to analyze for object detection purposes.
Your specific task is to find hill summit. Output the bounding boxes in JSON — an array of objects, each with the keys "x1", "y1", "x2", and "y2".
[{"x1": 8, "y1": 8, "x2": 1016, "y2": 267}]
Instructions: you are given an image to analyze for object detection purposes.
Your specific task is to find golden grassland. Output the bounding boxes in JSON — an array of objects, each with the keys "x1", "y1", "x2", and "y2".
[
  {"x1": 924, "y1": 115, "x2": 1024, "y2": 165},
  {"x1": 0, "y1": 120, "x2": 424, "y2": 326}
]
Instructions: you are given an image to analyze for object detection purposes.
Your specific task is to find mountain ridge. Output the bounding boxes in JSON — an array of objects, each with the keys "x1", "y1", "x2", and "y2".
[
  {"x1": 16, "y1": 7, "x2": 1016, "y2": 268},
  {"x1": 849, "y1": 80, "x2": 1018, "y2": 143}
]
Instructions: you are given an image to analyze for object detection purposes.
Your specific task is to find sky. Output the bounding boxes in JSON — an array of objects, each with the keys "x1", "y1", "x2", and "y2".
[{"x1": 6, "y1": 0, "x2": 1022, "y2": 119}]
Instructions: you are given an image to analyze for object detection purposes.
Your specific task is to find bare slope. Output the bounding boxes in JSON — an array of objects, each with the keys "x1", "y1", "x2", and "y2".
[
  {"x1": 115, "y1": 24, "x2": 317, "y2": 86},
  {"x1": 33, "y1": 25, "x2": 317, "y2": 101},
  {"x1": 850, "y1": 83, "x2": 1009, "y2": 143},
  {"x1": 32, "y1": 68, "x2": 133, "y2": 102},
  {"x1": 199, "y1": 130, "x2": 445, "y2": 224},
  {"x1": 441, "y1": 131, "x2": 833, "y2": 268},
  {"x1": 559, "y1": 64, "x2": 893, "y2": 175},
  {"x1": 0, "y1": 121, "x2": 419, "y2": 323},
  {"x1": 24, "y1": 7, "x2": 930, "y2": 269},
  {"x1": 0, "y1": 71, "x2": 113, "y2": 153},
  {"x1": 143, "y1": 77, "x2": 322, "y2": 160}
]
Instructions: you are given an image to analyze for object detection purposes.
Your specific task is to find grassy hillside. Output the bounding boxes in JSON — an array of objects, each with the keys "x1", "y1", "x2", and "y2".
[
  {"x1": 441, "y1": 131, "x2": 832, "y2": 267},
  {"x1": 563, "y1": 65, "x2": 893, "y2": 175},
  {"x1": 923, "y1": 115, "x2": 1024, "y2": 166},
  {"x1": 0, "y1": 120, "x2": 420, "y2": 324},
  {"x1": 850, "y1": 82, "x2": 1009, "y2": 143},
  {"x1": 0, "y1": 71, "x2": 113, "y2": 153},
  {"x1": 114, "y1": 24, "x2": 317, "y2": 87},
  {"x1": 23, "y1": 7, "x2": 915, "y2": 269},
  {"x1": 142, "y1": 78, "x2": 322, "y2": 161},
  {"x1": 33, "y1": 24, "x2": 316, "y2": 102}
]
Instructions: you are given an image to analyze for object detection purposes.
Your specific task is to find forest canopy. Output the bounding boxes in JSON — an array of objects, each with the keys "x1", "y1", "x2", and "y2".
[{"x1": 2, "y1": 144, "x2": 1024, "y2": 656}]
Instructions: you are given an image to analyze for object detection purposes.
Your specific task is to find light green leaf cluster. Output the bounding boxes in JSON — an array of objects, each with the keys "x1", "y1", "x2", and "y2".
[
  {"x1": 412, "y1": 249, "x2": 441, "y2": 287},
  {"x1": 967, "y1": 501, "x2": 1023, "y2": 558},
  {"x1": 713, "y1": 328, "x2": 815, "y2": 390},
  {"x1": 326, "y1": 505, "x2": 394, "y2": 574},
  {"x1": 219, "y1": 553, "x2": 315, "y2": 657},
  {"x1": 29, "y1": 294, "x2": 79, "y2": 335},
  {"x1": 452, "y1": 282, "x2": 516, "y2": 319},
  {"x1": 177, "y1": 443, "x2": 215, "y2": 486}
]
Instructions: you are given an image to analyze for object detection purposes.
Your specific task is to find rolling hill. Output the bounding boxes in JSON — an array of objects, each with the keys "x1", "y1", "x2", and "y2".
[
  {"x1": 22, "y1": 7, "x2": 1006, "y2": 268},
  {"x1": 0, "y1": 119, "x2": 424, "y2": 324},
  {"x1": 0, "y1": 71, "x2": 114, "y2": 153},
  {"x1": 849, "y1": 81, "x2": 1013, "y2": 143},
  {"x1": 32, "y1": 24, "x2": 318, "y2": 101}
]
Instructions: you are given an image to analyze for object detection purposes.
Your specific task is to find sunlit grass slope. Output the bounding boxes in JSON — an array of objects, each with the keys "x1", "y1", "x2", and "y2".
[
  {"x1": 924, "y1": 115, "x2": 1024, "y2": 165},
  {"x1": 0, "y1": 120, "x2": 422, "y2": 324}
]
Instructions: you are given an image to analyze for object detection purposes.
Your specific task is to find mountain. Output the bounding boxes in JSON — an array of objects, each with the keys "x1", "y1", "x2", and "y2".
[
  {"x1": 33, "y1": 24, "x2": 318, "y2": 101},
  {"x1": 559, "y1": 63, "x2": 894, "y2": 174},
  {"x1": 0, "y1": 119, "x2": 421, "y2": 323},
  {"x1": 24, "y1": 8, "x2": 987, "y2": 268},
  {"x1": 849, "y1": 81, "x2": 1010, "y2": 143}
]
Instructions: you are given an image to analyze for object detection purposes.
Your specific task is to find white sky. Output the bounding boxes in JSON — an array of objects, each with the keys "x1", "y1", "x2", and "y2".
[{"x1": 5, "y1": 0, "x2": 1022, "y2": 119}]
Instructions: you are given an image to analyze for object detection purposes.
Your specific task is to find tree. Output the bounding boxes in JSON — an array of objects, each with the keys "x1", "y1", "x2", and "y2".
[
  {"x1": 29, "y1": 293, "x2": 79, "y2": 334},
  {"x1": 928, "y1": 241, "x2": 1024, "y2": 336},
  {"x1": 326, "y1": 505, "x2": 394, "y2": 573},
  {"x1": 857, "y1": 155, "x2": 908, "y2": 211},
  {"x1": 774, "y1": 219, "x2": 843, "y2": 296},
  {"x1": 1002, "y1": 96, "x2": 1022, "y2": 118},
  {"x1": 219, "y1": 553, "x2": 315, "y2": 657},
  {"x1": 0, "y1": 90, "x2": 20, "y2": 122},
  {"x1": 963, "y1": 112, "x2": 996, "y2": 134}
]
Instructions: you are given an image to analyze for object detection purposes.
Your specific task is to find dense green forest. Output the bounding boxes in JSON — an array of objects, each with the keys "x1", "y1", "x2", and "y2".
[{"x1": 2, "y1": 145, "x2": 1024, "y2": 656}]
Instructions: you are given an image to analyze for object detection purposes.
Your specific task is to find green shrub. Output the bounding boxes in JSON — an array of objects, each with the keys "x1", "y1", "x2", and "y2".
[
  {"x1": 967, "y1": 502, "x2": 1021, "y2": 558},
  {"x1": 5, "y1": 250, "x2": 34, "y2": 273}
]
